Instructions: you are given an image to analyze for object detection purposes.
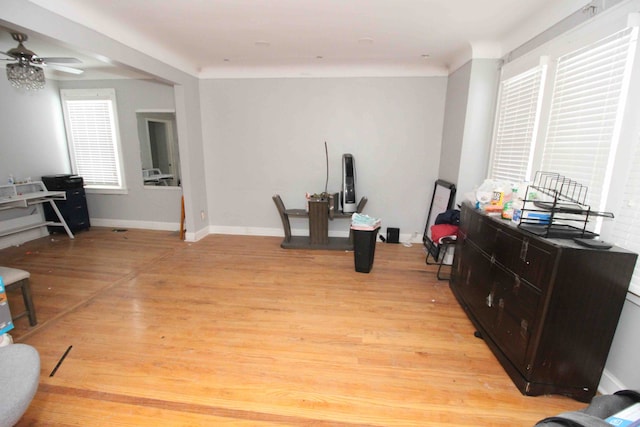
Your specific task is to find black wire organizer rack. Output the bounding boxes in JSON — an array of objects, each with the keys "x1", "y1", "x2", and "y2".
[{"x1": 517, "y1": 171, "x2": 614, "y2": 239}]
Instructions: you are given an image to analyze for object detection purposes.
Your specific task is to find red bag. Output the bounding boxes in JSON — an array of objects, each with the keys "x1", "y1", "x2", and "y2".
[{"x1": 430, "y1": 224, "x2": 459, "y2": 244}]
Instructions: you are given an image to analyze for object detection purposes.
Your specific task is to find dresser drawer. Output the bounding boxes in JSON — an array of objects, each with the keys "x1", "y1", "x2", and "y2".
[
  {"x1": 492, "y1": 264, "x2": 541, "y2": 371},
  {"x1": 516, "y1": 239, "x2": 555, "y2": 291},
  {"x1": 468, "y1": 215, "x2": 499, "y2": 256},
  {"x1": 457, "y1": 241, "x2": 499, "y2": 333}
]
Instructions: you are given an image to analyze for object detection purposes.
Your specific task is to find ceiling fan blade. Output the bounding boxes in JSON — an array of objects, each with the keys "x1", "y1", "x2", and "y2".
[
  {"x1": 40, "y1": 57, "x2": 82, "y2": 64},
  {"x1": 1, "y1": 51, "x2": 15, "y2": 59},
  {"x1": 45, "y1": 63, "x2": 84, "y2": 75}
]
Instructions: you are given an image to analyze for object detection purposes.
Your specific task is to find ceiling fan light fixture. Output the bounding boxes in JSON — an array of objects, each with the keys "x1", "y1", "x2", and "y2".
[{"x1": 6, "y1": 62, "x2": 45, "y2": 90}]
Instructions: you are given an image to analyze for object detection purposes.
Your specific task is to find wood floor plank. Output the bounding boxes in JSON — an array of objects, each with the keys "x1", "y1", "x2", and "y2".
[{"x1": 1, "y1": 229, "x2": 585, "y2": 426}]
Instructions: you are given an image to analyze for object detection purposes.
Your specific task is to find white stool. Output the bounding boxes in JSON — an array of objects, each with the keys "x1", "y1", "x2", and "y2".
[{"x1": 0, "y1": 267, "x2": 37, "y2": 327}]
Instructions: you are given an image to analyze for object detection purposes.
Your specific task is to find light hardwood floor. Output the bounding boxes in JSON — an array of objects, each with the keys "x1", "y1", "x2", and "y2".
[{"x1": 2, "y1": 228, "x2": 584, "y2": 426}]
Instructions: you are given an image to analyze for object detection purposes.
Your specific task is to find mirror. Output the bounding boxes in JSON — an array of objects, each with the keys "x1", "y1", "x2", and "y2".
[
  {"x1": 137, "y1": 111, "x2": 181, "y2": 186},
  {"x1": 423, "y1": 179, "x2": 456, "y2": 259}
]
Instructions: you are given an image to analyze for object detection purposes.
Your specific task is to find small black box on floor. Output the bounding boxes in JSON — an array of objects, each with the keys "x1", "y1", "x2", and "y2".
[
  {"x1": 386, "y1": 227, "x2": 400, "y2": 243},
  {"x1": 353, "y1": 227, "x2": 380, "y2": 273}
]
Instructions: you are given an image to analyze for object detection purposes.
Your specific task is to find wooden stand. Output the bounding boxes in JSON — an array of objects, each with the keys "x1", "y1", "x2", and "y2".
[
  {"x1": 308, "y1": 200, "x2": 329, "y2": 245},
  {"x1": 272, "y1": 194, "x2": 367, "y2": 250}
]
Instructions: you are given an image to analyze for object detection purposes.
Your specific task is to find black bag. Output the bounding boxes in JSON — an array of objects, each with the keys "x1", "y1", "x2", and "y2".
[
  {"x1": 435, "y1": 209, "x2": 460, "y2": 226},
  {"x1": 534, "y1": 390, "x2": 640, "y2": 426}
]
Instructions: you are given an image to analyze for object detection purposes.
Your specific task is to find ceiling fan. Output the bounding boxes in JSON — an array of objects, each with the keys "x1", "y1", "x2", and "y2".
[{"x1": 1, "y1": 32, "x2": 83, "y2": 89}]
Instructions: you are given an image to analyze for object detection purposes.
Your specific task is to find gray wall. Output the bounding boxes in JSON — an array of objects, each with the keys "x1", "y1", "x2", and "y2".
[
  {"x1": 0, "y1": 77, "x2": 184, "y2": 247},
  {"x1": 0, "y1": 78, "x2": 69, "y2": 180},
  {"x1": 57, "y1": 79, "x2": 182, "y2": 228},
  {"x1": 438, "y1": 61, "x2": 471, "y2": 191},
  {"x1": 0, "y1": 77, "x2": 70, "y2": 248},
  {"x1": 438, "y1": 58, "x2": 500, "y2": 204},
  {"x1": 1, "y1": 0, "x2": 209, "y2": 240},
  {"x1": 601, "y1": 297, "x2": 640, "y2": 393},
  {"x1": 456, "y1": 59, "x2": 501, "y2": 202},
  {"x1": 200, "y1": 77, "x2": 448, "y2": 240}
]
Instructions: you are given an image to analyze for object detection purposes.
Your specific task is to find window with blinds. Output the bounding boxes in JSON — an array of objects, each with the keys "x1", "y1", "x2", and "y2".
[
  {"x1": 489, "y1": 66, "x2": 545, "y2": 184},
  {"x1": 541, "y1": 27, "x2": 636, "y2": 213},
  {"x1": 61, "y1": 89, "x2": 124, "y2": 190}
]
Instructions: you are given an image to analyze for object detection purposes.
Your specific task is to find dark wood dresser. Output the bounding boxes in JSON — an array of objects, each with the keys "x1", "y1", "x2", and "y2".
[
  {"x1": 42, "y1": 175, "x2": 90, "y2": 233},
  {"x1": 451, "y1": 202, "x2": 637, "y2": 402}
]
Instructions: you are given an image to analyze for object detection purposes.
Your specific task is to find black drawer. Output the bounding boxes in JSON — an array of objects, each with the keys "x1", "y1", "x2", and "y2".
[
  {"x1": 43, "y1": 188, "x2": 90, "y2": 233},
  {"x1": 493, "y1": 265, "x2": 541, "y2": 371}
]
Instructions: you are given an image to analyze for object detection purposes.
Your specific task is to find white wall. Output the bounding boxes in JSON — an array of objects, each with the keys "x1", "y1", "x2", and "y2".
[{"x1": 200, "y1": 77, "x2": 447, "y2": 241}]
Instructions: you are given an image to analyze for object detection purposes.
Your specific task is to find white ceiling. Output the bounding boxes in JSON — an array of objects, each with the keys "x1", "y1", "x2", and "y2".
[{"x1": 4, "y1": 0, "x2": 590, "y2": 79}]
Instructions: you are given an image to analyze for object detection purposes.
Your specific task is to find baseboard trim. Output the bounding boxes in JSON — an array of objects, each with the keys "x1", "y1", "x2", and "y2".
[
  {"x1": 0, "y1": 227, "x2": 49, "y2": 250},
  {"x1": 209, "y1": 226, "x2": 283, "y2": 237},
  {"x1": 598, "y1": 369, "x2": 628, "y2": 395},
  {"x1": 90, "y1": 218, "x2": 180, "y2": 232}
]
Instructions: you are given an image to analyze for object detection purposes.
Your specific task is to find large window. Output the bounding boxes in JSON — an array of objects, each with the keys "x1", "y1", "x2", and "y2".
[
  {"x1": 541, "y1": 28, "x2": 636, "y2": 213},
  {"x1": 60, "y1": 89, "x2": 125, "y2": 191},
  {"x1": 489, "y1": 65, "x2": 546, "y2": 184},
  {"x1": 489, "y1": 25, "x2": 637, "y2": 214}
]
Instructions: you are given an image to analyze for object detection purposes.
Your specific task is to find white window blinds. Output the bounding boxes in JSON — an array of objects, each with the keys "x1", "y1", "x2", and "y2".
[
  {"x1": 61, "y1": 89, "x2": 124, "y2": 190},
  {"x1": 541, "y1": 27, "x2": 636, "y2": 212},
  {"x1": 489, "y1": 66, "x2": 545, "y2": 184},
  {"x1": 611, "y1": 133, "x2": 640, "y2": 297}
]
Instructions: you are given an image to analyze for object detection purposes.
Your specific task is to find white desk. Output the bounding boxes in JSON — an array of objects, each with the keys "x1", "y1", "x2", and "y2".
[
  {"x1": 0, "y1": 182, "x2": 74, "y2": 239},
  {"x1": 142, "y1": 169, "x2": 173, "y2": 185}
]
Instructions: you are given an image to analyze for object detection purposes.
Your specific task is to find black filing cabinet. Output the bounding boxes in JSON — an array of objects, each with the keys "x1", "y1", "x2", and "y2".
[{"x1": 41, "y1": 175, "x2": 91, "y2": 233}]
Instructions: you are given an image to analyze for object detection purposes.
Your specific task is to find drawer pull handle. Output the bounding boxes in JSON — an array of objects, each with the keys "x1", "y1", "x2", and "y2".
[
  {"x1": 486, "y1": 292, "x2": 494, "y2": 307},
  {"x1": 520, "y1": 319, "x2": 529, "y2": 338},
  {"x1": 520, "y1": 239, "x2": 529, "y2": 261}
]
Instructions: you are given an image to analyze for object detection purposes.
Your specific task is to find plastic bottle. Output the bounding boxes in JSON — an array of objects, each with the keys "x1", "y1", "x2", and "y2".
[
  {"x1": 491, "y1": 187, "x2": 504, "y2": 207},
  {"x1": 512, "y1": 190, "x2": 523, "y2": 224},
  {"x1": 7, "y1": 174, "x2": 14, "y2": 185},
  {"x1": 502, "y1": 199, "x2": 513, "y2": 219},
  {"x1": 501, "y1": 186, "x2": 514, "y2": 219}
]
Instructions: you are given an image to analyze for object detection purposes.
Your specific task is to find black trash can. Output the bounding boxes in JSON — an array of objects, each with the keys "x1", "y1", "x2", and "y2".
[{"x1": 352, "y1": 227, "x2": 380, "y2": 273}]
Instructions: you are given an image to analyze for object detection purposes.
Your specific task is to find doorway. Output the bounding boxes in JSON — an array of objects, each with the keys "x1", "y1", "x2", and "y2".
[{"x1": 137, "y1": 112, "x2": 181, "y2": 186}]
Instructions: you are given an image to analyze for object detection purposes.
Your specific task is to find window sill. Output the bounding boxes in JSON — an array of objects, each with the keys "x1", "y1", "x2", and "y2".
[
  {"x1": 85, "y1": 188, "x2": 128, "y2": 195},
  {"x1": 627, "y1": 290, "x2": 640, "y2": 308}
]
